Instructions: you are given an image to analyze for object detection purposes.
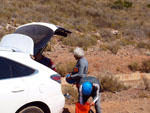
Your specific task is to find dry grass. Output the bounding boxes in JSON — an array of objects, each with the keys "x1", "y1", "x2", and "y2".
[
  {"x1": 142, "y1": 76, "x2": 150, "y2": 90},
  {"x1": 140, "y1": 60, "x2": 150, "y2": 73},
  {"x1": 62, "y1": 33, "x2": 97, "y2": 49},
  {"x1": 139, "y1": 92, "x2": 150, "y2": 98},
  {"x1": 62, "y1": 85, "x2": 78, "y2": 104},
  {"x1": 97, "y1": 75, "x2": 127, "y2": 92},
  {"x1": 56, "y1": 61, "x2": 76, "y2": 77},
  {"x1": 128, "y1": 59, "x2": 150, "y2": 73},
  {"x1": 128, "y1": 62, "x2": 139, "y2": 72}
]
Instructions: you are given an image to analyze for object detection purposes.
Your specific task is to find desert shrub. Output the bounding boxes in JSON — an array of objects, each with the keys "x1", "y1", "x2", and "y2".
[
  {"x1": 147, "y1": 32, "x2": 150, "y2": 39},
  {"x1": 62, "y1": 85, "x2": 78, "y2": 104},
  {"x1": 66, "y1": 61, "x2": 76, "y2": 73},
  {"x1": 62, "y1": 34, "x2": 97, "y2": 49},
  {"x1": 128, "y1": 62, "x2": 139, "y2": 72},
  {"x1": 107, "y1": 44, "x2": 120, "y2": 54},
  {"x1": 69, "y1": 47, "x2": 74, "y2": 53},
  {"x1": 99, "y1": 44, "x2": 109, "y2": 51},
  {"x1": 99, "y1": 29, "x2": 121, "y2": 42},
  {"x1": 119, "y1": 38, "x2": 135, "y2": 46},
  {"x1": 56, "y1": 61, "x2": 76, "y2": 77},
  {"x1": 146, "y1": 4, "x2": 150, "y2": 8},
  {"x1": 56, "y1": 64, "x2": 67, "y2": 77},
  {"x1": 97, "y1": 75, "x2": 127, "y2": 92},
  {"x1": 84, "y1": 6, "x2": 101, "y2": 18},
  {"x1": 142, "y1": 76, "x2": 150, "y2": 90},
  {"x1": 111, "y1": 0, "x2": 124, "y2": 9},
  {"x1": 136, "y1": 42, "x2": 150, "y2": 49},
  {"x1": 139, "y1": 92, "x2": 150, "y2": 98},
  {"x1": 111, "y1": 0, "x2": 132, "y2": 9},
  {"x1": 129, "y1": 60, "x2": 150, "y2": 73},
  {"x1": 140, "y1": 60, "x2": 150, "y2": 73},
  {"x1": 90, "y1": 32, "x2": 101, "y2": 41},
  {"x1": 123, "y1": 1, "x2": 133, "y2": 8}
]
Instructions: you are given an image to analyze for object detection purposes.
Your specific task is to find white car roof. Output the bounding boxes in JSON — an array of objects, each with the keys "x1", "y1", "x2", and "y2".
[{"x1": 0, "y1": 34, "x2": 34, "y2": 55}]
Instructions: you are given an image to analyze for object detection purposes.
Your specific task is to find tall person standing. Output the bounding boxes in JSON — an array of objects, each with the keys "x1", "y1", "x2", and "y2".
[{"x1": 67, "y1": 47, "x2": 88, "y2": 87}]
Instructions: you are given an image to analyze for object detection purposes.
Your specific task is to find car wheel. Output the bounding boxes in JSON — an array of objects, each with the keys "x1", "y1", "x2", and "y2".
[{"x1": 19, "y1": 106, "x2": 44, "y2": 113}]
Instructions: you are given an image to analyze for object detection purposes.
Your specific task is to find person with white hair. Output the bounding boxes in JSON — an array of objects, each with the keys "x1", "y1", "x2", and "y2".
[{"x1": 66, "y1": 47, "x2": 88, "y2": 85}]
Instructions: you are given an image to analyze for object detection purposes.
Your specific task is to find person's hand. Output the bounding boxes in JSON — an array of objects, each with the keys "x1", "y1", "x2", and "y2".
[
  {"x1": 67, "y1": 76, "x2": 71, "y2": 80},
  {"x1": 90, "y1": 102, "x2": 95, "y2": 106}
]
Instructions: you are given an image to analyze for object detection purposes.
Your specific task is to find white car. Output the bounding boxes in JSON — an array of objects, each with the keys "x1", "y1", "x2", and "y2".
[{"x1": 0, "y1": 22, "x2": 71, "y2": 113}]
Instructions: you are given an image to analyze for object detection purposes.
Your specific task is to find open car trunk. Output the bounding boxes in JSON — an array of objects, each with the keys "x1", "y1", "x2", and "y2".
[{"x1": 14, "y1": 22, "x2": 71, "y2": 55}]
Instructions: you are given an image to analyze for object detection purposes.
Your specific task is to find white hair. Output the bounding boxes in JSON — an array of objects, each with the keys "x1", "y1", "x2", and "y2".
[{"x1": 73, "y1": 47, "x2": 84, "y2": 58}]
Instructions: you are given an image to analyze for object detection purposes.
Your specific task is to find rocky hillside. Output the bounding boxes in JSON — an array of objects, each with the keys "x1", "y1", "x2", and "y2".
[{"x1": 1, "y1": 0, "x2": 150, "y2": 75}]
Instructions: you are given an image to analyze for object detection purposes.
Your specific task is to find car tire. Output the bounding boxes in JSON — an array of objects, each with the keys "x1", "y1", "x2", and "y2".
[{"x1": 19, "y1": 106, "x2": 44, "y2": 113}]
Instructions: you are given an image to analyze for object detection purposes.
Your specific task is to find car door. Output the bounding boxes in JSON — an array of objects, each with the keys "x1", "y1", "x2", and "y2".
[
  {"x1": 0, "y1": 77, "x2": 27, "y2": 113},
  {"x1": 0, "y1": 57, "x2": 35, "y2": 113}
]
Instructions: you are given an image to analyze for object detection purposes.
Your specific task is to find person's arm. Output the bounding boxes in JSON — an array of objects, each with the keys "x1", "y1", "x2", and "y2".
[
  {"x1": 92, "y1": 83, "x2": 100, "y2": 103},
  {"x1": 79, "y1": 84, "x2": 84, "y2": 105}
]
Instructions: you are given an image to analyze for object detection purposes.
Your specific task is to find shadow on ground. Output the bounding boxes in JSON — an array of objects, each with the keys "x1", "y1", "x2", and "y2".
[{"x1": 62, "y1": 108, "x2": 71, "y2": 113}]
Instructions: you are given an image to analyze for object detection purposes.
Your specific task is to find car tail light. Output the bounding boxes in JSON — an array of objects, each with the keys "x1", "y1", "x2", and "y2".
[{"x1": 50, "y1": 74, "x2": 61, "y2": 84}]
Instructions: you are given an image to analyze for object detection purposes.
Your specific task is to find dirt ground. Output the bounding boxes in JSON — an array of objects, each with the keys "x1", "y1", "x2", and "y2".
[{"x1": 45, "y1": 42, "x2": 150, "y2": 113}]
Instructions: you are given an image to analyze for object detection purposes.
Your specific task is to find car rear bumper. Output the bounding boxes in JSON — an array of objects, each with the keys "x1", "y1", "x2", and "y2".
[{"x1": 48, "y1": 94, "x2": 65, "y2": 113}]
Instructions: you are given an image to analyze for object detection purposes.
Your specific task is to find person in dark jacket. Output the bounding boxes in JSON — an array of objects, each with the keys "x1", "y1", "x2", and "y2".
[
  {"x1": 78, "y1": 76, "x2": 102, "y2": 113},
  {"x1": 34, "y1": 47, "x2": 56, "y2": 71}
]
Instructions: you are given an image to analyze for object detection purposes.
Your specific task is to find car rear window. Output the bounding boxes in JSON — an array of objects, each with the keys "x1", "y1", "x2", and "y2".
[{"x1": 0, "y1": 57, "x2": 35, "y2": 79}]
